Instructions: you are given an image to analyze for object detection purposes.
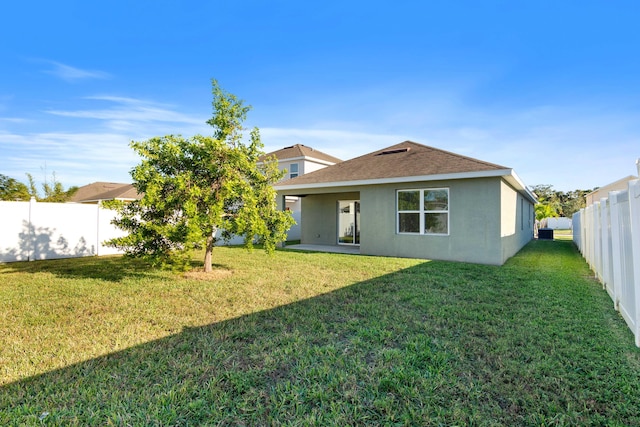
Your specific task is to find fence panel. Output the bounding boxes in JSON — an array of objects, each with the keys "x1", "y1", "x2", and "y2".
[
  {"x1": 0, "y1": 200, "x2": 124, "y2": 263},
  {"x1": 612, "y1": 191, "x2": 636, "y2": 331},
  {"x1": 629, "y1": 180, "x2": 640, "y2": 346},
  {"x1": 29, "y1": 201, "x2": 99, "y2": 260},
  {"x1": 573, "y1": 210, "x2": 582, "y2": 252},
  {"x1": 575, "y1": 180, "x2": 640, "y2": 347},
  {"x1": 0, "y1": 201, "x2": 31, "y2": 262},
  {"x1": 593, "y1": 201, "x2": 603, "y2": 281},
  {"x1": 600, "y1": 198, "x2": 615, "y2": 300}
]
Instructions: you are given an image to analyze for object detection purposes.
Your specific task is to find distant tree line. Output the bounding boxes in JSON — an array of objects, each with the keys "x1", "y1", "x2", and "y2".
[
  {"x1": 530, "y1": 184, "x2": 596, "y2": 221},
  {"x1": 0, "y1": 173, "x2": 78, "y2": 202}
]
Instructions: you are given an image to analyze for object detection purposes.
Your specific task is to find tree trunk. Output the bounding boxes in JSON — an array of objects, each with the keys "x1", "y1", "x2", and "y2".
[{"x1": 204, "y1": 230, "x2": 216, "y2": 273}]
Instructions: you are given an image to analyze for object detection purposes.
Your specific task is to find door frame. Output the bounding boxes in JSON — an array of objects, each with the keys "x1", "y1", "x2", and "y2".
[{"x1": 337, "y1": 199, "x2": 360, "y2": 246}]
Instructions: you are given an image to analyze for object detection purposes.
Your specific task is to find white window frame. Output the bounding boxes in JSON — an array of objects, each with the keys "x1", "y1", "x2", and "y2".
[
  {"x1": 397, "y1": 188, "x2": 450, "y2": 236},
  {"x1": 289, "y1": 163, "x2": 299, "y2": 179}
]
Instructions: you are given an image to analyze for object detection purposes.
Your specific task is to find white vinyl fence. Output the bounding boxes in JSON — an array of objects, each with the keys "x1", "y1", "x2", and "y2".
[
  {"x1": 0, "y1": 199, "x2": 126, "y2": 263},
  {"x1": 573, "y1": 179, "x2": 640, "y2": 347}
]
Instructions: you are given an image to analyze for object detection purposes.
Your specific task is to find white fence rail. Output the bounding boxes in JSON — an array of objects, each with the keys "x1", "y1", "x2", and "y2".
[
  {"x1": 0, "y1": 199, "x2": 125, "y2": 263},
  {"x1": 573, "y1": 179, "x2": 640, "y2": 347}
]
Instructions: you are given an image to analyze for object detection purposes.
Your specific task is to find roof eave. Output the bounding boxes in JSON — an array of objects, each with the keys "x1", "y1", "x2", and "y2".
[
  {"x1": 275, "y1": 168, "x2": 538, "y2": 204},
  {"x1": 275, "y1": 169, "x2": 512, "y2": 191},
  {"x1": 503, "y1": 170, "x2": 538, "y2": 204}
]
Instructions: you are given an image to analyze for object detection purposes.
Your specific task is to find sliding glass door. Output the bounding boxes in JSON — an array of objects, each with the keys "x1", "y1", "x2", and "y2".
[{"x1": 338, "y1": 200, "x2": 360, "y2": 245}]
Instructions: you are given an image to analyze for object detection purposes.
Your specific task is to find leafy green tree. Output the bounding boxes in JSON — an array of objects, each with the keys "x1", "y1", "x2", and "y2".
[
  {"x1": 0, "y1": 174, "x2": 30, "y2": 201},
  {"x1": 22, "y1": 172, "x2": 78, "y2": 202},
  {"x1": 530, "y1": 184, "x2": 594, "y2": 219},
  {"x1": 107, "y1": 80, "x2": 294, "y2": 272},
  {"x1": 535, "y1": 203, "x2": 558, "y2": 222}
]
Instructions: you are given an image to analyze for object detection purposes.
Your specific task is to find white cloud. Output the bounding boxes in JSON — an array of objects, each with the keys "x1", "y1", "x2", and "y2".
[
  {"x1": 42, "y1": 61, "x2": 111, "y2": 82},
  {"x1": 5, "y1": 84, "x2": 639, "y2": 193},
  {"x1": 45, "y1": 95, "x2": 209, "y2": 136},
  {"x1": 1, "y1": 131, "x2": 137, "y2": 186},
  {"x1": 0, "y1": 117, "x2": 28, "y2": 123},
  {"x1": 261, "y1": 101, "x2": 640, "y2": 192}
]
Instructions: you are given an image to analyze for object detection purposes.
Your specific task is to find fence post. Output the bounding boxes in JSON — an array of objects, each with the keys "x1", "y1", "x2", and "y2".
[
  {"x1": 609, "y1": 192, "x2": 623, "y2": 311},
  {"x1": 600, "y1": 198, "x2": 612, "y2": 293},
  {"x1": 594, "y1": 201, "x2": 603, "y2": 282}
]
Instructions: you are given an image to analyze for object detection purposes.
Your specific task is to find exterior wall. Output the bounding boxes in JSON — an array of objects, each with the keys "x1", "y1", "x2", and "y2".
[
  {"x1": 499, "y1": 180, "x2": 535, "y2": 264},
  {"x1": 302, "y1": 160, "x2": 332, "y2": 174},
  {"x1": 278, "y1": 177, "x2": 534, "y2": 265},
  {"x1": 360, "y1": 178, "x2": 504, "y2": 265},
  {"x1": 277, "y1": 159, "x2": 335, "y2": 181},
  {"x1": 299, "y1": 191, "x2": 359, "y2": 245},
  {"x1": 277, "y1": 160, "x2": 299, "y2": 180}
]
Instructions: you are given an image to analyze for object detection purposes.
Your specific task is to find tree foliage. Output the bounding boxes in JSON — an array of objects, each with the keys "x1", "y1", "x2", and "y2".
[
  {"x1": 530, "y1": 184, "x2": 594, "y2": 220},
  {"x1": 106, "y1": 80, "x2": 294, "y2": 272},
  {"x1": 0, "y1": 172, "x2": 77, "y2": 202},
  {"x1": 0, "y1": 174, "x2": 31, "y2": 201}
]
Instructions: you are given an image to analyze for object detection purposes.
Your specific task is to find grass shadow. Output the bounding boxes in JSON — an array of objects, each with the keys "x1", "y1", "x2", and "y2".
[
  {"x1": 1, "y1": 240, "x2": 640, "y2": 425},
  {"x1": 0, "y1": 255, "x2": 158, "y2": 282},
  {"x1": 0, "y1": 253, "x2": 231, "y2": 283}
]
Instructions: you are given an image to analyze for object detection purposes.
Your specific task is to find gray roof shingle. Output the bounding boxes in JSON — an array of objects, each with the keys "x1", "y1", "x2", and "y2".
[
  {"x1": 261, "y1": 144, "x2": 342, "y2": 164},
  {"x1": 276, "y1": 141, "x2": 508, "y2": 186}
]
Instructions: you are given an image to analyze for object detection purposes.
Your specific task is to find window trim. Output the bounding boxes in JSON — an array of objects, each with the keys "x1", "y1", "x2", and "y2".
[
  {"x1": 289, "y1": 163, "x2": 299, "y2": 179},
  {"x1": 397, "y1": 188, "x2": 450, "y2": 236}
]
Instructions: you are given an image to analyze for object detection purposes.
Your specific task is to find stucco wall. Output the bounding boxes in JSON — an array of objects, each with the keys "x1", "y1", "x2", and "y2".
[
  {"x1": 278, "y1": 177, "x2": 533, "y2": 265},
  {"x1": 499, "y1": 180, "x2": 535, "y2": 264},
  {"x1": 300, "y1": 191, "x2": 359, "y2": 245},
  {"x1": 360, "y1": 178, "x2": 504, "y2": 265}
]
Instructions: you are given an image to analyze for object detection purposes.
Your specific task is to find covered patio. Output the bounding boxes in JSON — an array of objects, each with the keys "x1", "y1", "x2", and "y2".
[{"x1": 283, "y1": 244, "x2": 360, "y2": 255}]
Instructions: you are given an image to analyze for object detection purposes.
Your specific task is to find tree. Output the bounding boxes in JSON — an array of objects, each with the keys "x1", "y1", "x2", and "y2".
[
  {"x1": 530, "y1": 184, "x2": 594, "y2": 220},
  {"x1": 25, "y1": 172, "x2": 79, "y2": 202},
  {"x1": 1, "y1": 172, "x2": 77, "y2": 202},
  {"x1": 106, "y1": 80, "x2": 294, "y2": 272},
  {"x1": 0, "y1": 174, "x2": 30, "y2": 201}
]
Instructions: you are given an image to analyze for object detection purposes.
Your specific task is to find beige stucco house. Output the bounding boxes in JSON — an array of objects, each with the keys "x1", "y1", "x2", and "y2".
[{"x1": 275, "y1": 141, "x2": 537, "y2": 265}]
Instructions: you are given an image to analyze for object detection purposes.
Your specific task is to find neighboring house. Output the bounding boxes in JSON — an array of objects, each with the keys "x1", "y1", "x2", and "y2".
[
  {"x1": 217, "y1": 144, "x2": 342, "y2": 245},
  {"x1": 275, "y1": 141, "x2": 537, "y2": 265},
  {"x1": 259, "y1": 144, "x2": 343, "y2": 212},
  {"x1": 69, "y1": 182, "x2": 141, "y2": 204},
  {"x1": 585, "y1": 175, "x2": 638, "y2": 207}
]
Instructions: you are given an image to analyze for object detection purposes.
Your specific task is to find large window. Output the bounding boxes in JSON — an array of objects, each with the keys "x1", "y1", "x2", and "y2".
[{"x1": 397, "y1": 188, "x2": 449, "y2": 235}]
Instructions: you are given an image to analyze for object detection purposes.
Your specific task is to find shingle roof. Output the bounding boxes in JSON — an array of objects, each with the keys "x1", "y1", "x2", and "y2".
[
  {"x1": 69, "y1": 182, "x2": 141, "y2": 203},
  {"x1": 260, "y1": 144, "x2": 342, "y2": 164},
  {"x1": 275, "y1": 141, "x2": 508, "y2": 186}
]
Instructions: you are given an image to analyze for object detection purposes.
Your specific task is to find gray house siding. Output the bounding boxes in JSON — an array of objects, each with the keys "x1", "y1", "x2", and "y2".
[
  {"x1": 300, "y1": 191, "x2": 359, "y2": 245},
  {"x1": 278, "y1": 177, "x2": 534, "y2": 265},
  {"x1": 499, "y1": 180, "x2": 535, "y2": 264},
  {"x1": 360, "y1": 178, "x2": 504, "y2": 265}
]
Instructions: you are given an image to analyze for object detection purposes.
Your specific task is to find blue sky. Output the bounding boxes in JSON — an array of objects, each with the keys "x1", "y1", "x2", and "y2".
[{"x1": 1, "y1": 1, "x2": 639, "y2": 192}]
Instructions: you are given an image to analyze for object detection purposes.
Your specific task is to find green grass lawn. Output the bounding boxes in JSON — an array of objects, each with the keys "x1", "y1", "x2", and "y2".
[
  {"x1": 1, "y1": 240, "x2": 639, "y2": 425},
  {"x1": 551, "y1": 229, "x2": 573, "y2": 241}
]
